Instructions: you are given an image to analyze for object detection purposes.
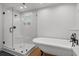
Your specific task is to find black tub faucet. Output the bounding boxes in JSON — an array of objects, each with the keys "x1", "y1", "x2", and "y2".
[{"x1": 70, "y1": 33, "x2": 78, "y2": 46}]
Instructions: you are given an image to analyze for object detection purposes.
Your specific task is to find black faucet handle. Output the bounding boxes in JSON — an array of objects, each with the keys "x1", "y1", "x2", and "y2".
[{"x1": 76, "y1": 39, "x2": 78, "y2": 45}]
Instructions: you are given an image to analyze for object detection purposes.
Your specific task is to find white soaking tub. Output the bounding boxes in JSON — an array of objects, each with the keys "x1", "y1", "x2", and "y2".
[{"x1": 33, "y1": 38, "x2": 73, "y2": 56}]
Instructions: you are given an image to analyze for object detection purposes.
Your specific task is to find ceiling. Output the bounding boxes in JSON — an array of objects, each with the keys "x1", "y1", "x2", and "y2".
[{"x1": 1, "y1": 3, "x2": 57, "y2": 12}]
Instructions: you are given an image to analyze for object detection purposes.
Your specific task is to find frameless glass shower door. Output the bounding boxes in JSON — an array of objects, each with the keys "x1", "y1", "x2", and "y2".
[
  {"x1": 3, "y1": 8, "x2": 13, "y2": 49},
  {"x1": 3, "y1": 8, "x2": 24, "y2": 51},
  {"x1": 3, "y1": 6, "x2": 37, "y2": 54}
]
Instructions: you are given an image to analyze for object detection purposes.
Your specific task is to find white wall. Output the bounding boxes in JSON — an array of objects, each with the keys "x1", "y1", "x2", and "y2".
[
  {"x1": 37, "y1": 4, "x2": 76, "y2": 39},
  {"x1": 75, "y1": 4, "x2": 79, "y2": 28},
  {"x1": 0, "y1": 5, "x2": 2, "y2": 50}
]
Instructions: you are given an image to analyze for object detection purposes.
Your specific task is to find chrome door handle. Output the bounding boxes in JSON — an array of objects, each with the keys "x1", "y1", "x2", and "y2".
[
  {"x1": 9, "y1": 27, "x2": 13, "y2": 33},
  {"x1": 9, "y1": 26, "x2": 16, "y2": 33}
]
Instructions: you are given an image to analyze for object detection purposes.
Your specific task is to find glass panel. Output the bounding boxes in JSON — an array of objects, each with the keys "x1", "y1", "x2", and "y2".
[
  {"x1": 13, "y1": 11, "x2": 37, "y2": 54},
  {"x1": 12, "y1": 11, "x2": 23, "y2": 51},
  {"x1": 3, "y1": 8, "x2": 13, "y2": 49}
]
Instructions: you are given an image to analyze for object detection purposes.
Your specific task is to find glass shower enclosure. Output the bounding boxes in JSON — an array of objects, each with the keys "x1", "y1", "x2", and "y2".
[{"x1": 3, "y1": 8, "x2": 37, "y2": 55}]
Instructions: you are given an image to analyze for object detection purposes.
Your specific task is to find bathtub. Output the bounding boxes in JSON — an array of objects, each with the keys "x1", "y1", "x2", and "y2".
[{"x1": 33, "y1": 38, "x2": 73, "y2": 56}]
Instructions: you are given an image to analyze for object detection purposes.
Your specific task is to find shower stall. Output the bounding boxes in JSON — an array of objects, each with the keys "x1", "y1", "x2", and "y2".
[{"x1": 2, "y1": 7, "x2": 37, "y2": 55}]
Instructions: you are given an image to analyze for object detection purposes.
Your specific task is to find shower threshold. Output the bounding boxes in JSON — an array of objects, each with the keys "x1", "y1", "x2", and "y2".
[
  {"x1": 0, "y1": 51, "x2": 14, "y2": 56},
  {"x1": 2, "y1": 44, "x2": 35, "y2": 56}
]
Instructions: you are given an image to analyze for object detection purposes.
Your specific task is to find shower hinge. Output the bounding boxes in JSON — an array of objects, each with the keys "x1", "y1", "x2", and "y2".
[
  {"x1": 3, "y1": 41, "x2": 5, "y2": 44},
  {"x1": 3, "y1": 12, "x2": 5, "y2": 15}
]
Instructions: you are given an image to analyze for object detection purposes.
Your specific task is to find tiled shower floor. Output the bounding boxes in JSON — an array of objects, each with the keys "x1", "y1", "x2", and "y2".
[{"x1": 0, "y1": 51, "x2": 14, "y2": 56}]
